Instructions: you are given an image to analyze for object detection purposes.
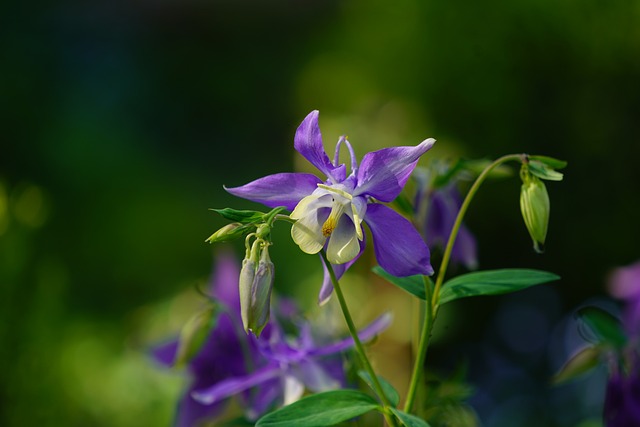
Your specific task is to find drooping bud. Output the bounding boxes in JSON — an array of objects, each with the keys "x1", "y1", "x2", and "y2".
[
  {"x1": 520, "y1": 166, "x2": 550, "y2": 254},
  {"x1": 205, "y1": 222, "x2": 246, "y2": 244},
  {"x1": 239, "y1": 240, "x2": 274, "y2": 337},
  {"x1": 248, "y1": 247, "x2": 274, "y2": 337}
]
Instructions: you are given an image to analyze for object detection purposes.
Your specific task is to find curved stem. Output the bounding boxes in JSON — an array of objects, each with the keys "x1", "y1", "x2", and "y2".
[
  {"x1": 403, "y1": 276, "x2": 433, "y2": 413},
  {"x1": 320, "y1": 250, "x2": 398, "y2": 427},
  {"x1": 403, "y1": 153, "x2": 524, "y2": 413}
]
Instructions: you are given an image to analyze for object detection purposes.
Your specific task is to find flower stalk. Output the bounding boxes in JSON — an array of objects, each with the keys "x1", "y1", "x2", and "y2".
[
  {"x1": 403, "y1": 153, "x2": 524, "y2": 413},
  {"x1": 320, "y1": 250, "x2": 399, "y2": 427}
]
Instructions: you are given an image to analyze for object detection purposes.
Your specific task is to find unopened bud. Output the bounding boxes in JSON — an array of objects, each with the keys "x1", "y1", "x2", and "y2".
[
  {"x1": 174, "y1": 306, "x2": 218, "y2": 368},
  {"x1": 520, "y1": 170, "x2": 550, "y2": 254},
  {"x1": 206, "y1": 222, "x2": 245, "y2": 244},
  {"x1": 239, "y1": 241, "x2": 274, "y2": 337}
]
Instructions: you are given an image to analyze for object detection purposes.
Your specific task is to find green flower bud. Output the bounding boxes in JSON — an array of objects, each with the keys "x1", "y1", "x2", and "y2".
[
  {"x1": 205, "y1": 222, "x2": 245, "y2": 244},
  {"x1": 239, "y1": 240, "x2": 274, "y2": 337},
  {"x1": 174, "y1": 305, "x2": 218, "y2": 368},
  {"x1": 520, "y1": 168, "x2": 550, "y2": 254}
]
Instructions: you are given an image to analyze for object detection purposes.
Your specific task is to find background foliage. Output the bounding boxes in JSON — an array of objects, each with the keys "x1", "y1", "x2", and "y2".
[{"x1": 1, "y1": 0, "x2": 638, "y2": 425}]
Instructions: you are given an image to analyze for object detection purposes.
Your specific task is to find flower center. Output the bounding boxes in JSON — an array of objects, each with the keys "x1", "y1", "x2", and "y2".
[{"x1": 322, "y1": 201, "x2": 346, "y2": 237}]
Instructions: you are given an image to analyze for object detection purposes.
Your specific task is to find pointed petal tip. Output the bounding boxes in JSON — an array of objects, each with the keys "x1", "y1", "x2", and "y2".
[
  {"x1": 190, "y1": 390, "x2": 215, "y2": 405},
  {"x1": 421, "y1": 137, "x2": 436, "y2": 151},
  {"x1": 318, "y1": 293, "x2": 332, "y2": 306}
]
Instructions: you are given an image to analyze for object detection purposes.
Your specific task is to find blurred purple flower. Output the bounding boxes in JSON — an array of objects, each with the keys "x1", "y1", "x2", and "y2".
[
  {"x1": 226, "y1": 110, "x2": 434, "y2": 304},
  {"x1": 414, "y1": 170, "x2": 477, "y2": 270},
  {"x1": 609, "y1": 261, "x2": 640, "y2": 338},
  {"x1": 151, "y1": 252, "x2": 263, "y2": 427},
  {"x1": 191, "y1": 312, "x2": 392, "y2": 420},
  {"x1": 604, "y1": 261, "x2": 640, "y2": 427},
  {"x1": 604, "y1": 368, "x2": 640, "y2": 427},
  {"x1": 152, "y1": 252, "x2": 391, "y2": 426}
]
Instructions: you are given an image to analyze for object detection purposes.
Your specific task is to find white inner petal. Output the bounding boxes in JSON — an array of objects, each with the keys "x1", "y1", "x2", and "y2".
[
  {"x1": 283, "y1": 374, "x2": 305, "y2": 406},
  {"x1": 348, "y1": 196, "x2": 367, "y2": 241},
  {"x1": 326, "y1": 215, "x2": 360, "y2": 264},
  {"x1": 291, "y1": 194, "x2": 331, "y2": 254}
]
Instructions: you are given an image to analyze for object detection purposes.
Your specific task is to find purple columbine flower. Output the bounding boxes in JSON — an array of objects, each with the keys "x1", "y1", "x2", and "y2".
[
  {"x1": 604, "y1": 368, "x2": 640, "y2": 427},
  {"x1": 609, "y1": 261, "x2": 640, "y2": 339},
  {"x1": 152, "y1": 252, "x2": 392, "y2": 425},
  {"x1": 424, "y1": 186, "x2": 477, "y2": 270},
  {"x1": 413, "y1": 168, "x2": 477, "y2": 270},
  {"x1": 191, "y1": 312, "x2": 392, "y2": 420},
  {"x1": 226, "y1": 110, "x2": 435, "y2": 303},
  {"x1": 151, "y1": 252, "x2": 264, "y2": 427},
  {"x1": 603, "y1": 261, "x2": 640, "y2": 427}
]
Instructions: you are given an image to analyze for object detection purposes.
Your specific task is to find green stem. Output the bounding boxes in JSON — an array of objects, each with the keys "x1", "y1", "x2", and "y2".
[
  {"x1": 320, "y1": 250, "x2": 398, "y2": 427},
  {"x1": 403, "y1": 276, "x2": 433, "y2": 414},
  {"x1": 403, "y1": 153, "x2": 524, "y2": 413}
]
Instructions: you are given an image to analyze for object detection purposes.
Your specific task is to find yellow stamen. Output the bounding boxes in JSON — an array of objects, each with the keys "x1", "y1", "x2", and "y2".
[{"x1": 322, "y1": 202, "x2": 345, "y2": 237}]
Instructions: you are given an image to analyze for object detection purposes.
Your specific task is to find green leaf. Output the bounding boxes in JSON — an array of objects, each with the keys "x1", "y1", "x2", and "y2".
[
  {"x1": 174, "y1": 305, "x2": 218, "y2": 368},
  {"x1": 577, "y1": 306, "x2": 627, "y2": 349},
  {"x1": 389, "y1": 408, "x2": 432, "y2": 427},
  {"x1": 357, "y1": 370, "x2": 400, "y2": 407},
  {"x1": 211, "y1": 208, "x2": 265, "y2": 224},
  {"x1": 552, "y1": 346, "x2": 601, "y2": 385},
  {"x1": 372, "y1": 266, "x2": 429, "y2": 300},
  {"x1": 527, "y1": 160, "x2": 564, "y2": 181},
  {"x1": 255, "y1": 390, "x2": 380, "y2": 427},
  {"x1": 528, "y1": 155, "x2": 568, "y2": 170},
  {"x1": 439, "y1": 269, "x2": 560, "y2": 304}
]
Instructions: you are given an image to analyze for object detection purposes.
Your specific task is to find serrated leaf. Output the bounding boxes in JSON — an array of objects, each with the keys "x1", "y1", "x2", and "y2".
[
  {"x1": 357, "y1": 370, "x2": 400, "y2": 407},
  {"x1": 527, "y1": 160, "x2": 564, "y2": 181},
  {"x1": 552, "y1": 346, "x2": 601, "y2": 385},
  {"x1": 439, "y1": 269, "x2": 560, "y2": 304},
  {"x1": 528, "y1": 155, "x2": 568, "y2": 170},
  {"x1": 373, "y1": 266, "x2": 429, "y2": 300},
  {"x1": 174, "y1": 306, "x2": 218, "y2": 368},
  {"x1": 390, "y1": 408, "x2": 432, "y2": 427},
  {"x1": 211, "y1": 208, "x2": 265, "y2": 224},
  {"x1": 255, "y1": 390, "x2": 380, "y2": 427},
  {"x1": 577, "y1": 306, "x2": 627, "y2": 349}
]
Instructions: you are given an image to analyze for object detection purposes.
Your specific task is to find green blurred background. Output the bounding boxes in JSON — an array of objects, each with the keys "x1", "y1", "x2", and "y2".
[{"x1": 1, "y1": 0, "x2": 639, "y2": 425}]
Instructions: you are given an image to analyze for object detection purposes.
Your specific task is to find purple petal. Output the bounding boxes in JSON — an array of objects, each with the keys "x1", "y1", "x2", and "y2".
[
  {"x1": 318, "y1": 237, "x2": 365, "y2": 305},
  {"x1": 426, "y1": 187, "x2": 478, "y2": 270},
  {"x1": 355, "y1": 138, "x2": 435, "y2": 202},
  {"x1": 452, "y1": 225, "x2": 478, "y2": 270},
  {"x1": 210, "y1": 251, "x2": 241, "y2": 311},
  {"x1": 293, "y1": 359, "x2": 342, "y2": 392},
  {"x1": 150, "y1": 339, "x2": 178, "y2": 367},
  {"x1": 310, "y1": 313, "x2": 393, "y2": 357},
  {"x1": 365, "y1": 203, "x2": 433, "y2": 276},
  {"x1": 175, "y1": 393, "x2": 223, "y2": 427},
  {"x1": 609, "y1": 261, "x2": 640, "y2": 301},
  {"x1": 604, "y1": 370, "x2": 640, "y2": 427},
  {"x1": 294, "y1": 111, "x2": 346, "y2": 183},
  {"x1": 225, "y1": 173, "x2": 322, "y2": 210},
  {"x1": 245, "y1": 378, "x2": 282, "y2": 420},
  {"x1": 191, "y1": 364, "x2": 281, "y2": 405}
]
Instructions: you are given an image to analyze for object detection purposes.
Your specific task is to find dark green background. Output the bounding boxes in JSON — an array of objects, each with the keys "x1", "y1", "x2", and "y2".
[{"x1": 1, "y1": 0, "x2": 638, "y2": 425}]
